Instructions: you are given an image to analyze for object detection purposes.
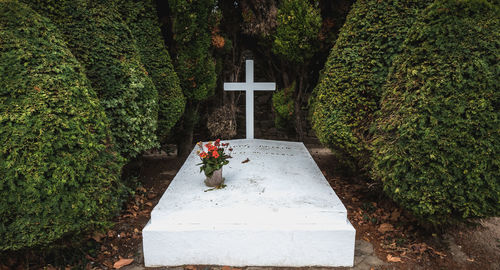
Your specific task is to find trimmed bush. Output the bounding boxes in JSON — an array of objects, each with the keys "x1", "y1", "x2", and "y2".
[
  {"x1": 25, "y1": 0, "x2": 159, "y2": 159},
  {"x1": 311, "y1": 0, "x2": 431, "y2": 170},
  {"x1": 169, "y1": 0, "x2": 217, "y2": 102},
  {"x1": 372, "y1": 0, "x2": 500, "y2": 225},
  {"x1": 120, "y1": 0, "x2": 185, "y2": 143},
  {"x1": 272, "y1": 82, "x2": 295, "y2": 130},
  {"x1": 272, "y1": 0, "x2": 322, "y2": 64},
  {"x1": 0, "y1": 1, "x2": 124, "y2": 250},
  {"x1": 168, "y1": 0, "x2": 218, "y2": 156}
]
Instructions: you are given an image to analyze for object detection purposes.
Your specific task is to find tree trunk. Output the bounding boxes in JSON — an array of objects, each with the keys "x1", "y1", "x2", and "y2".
[
  {"x1": 177, "y1": 102, "x2": 198, "y2": 157},
  {"x1": 294, "y1": 72, "x2": 305, "y2": 141}
]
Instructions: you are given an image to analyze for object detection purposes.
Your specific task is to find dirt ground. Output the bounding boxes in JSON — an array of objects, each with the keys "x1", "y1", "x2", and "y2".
[{"x1": 1, "y1": 145, "x2": 498, "y2": 269}]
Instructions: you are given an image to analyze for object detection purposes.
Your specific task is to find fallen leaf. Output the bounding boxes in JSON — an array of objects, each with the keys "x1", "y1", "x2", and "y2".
[
  {"x1": 113, "y1": 257, "x2": 133, "y2": 269},
  {"x1": 378, "y1": 223, "x2": 394, "y2": 234},
  {"x1": 103, "y1": 260, "x2": 113, "y2": 268},
  {"x1": 390, "y1": 210, "x2": 401, "y2": 221},
  {"x1": 433, "y1": 250, "x2": 447, "y2": 257},
  {"x1": 411, "y1": 243, "x2": 429, "y2": 253},
  {"x1": 380, "y1": 213, "x2": 390, "y2": 221},
  {"x1": 92, "y1": 232, "x2": 105, "y2": 242},
  {"x1": 145, "y1": 202, "x2": 153, "y2": 207},
  {"x1": 242, "y1": 158, "x2": 250, "y2": 163},
  {"x1": 85, "y1": 254, "x2": 96, "y2": 261},
  {"x1": 185, "y1": 266, "x2": 197, "y2": 270},
  {"x1": 467, "y1": 258, "x2": 475, "y2": 262},
  {"x1": 107, "y1": 230, "x2": 115, "y2": 238},
  {"x1": 387, "y1": 254, "x2": 402, "y2": 262}
]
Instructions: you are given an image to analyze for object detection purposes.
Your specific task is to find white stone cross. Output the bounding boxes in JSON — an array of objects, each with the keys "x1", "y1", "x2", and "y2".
[{"x1": 224, "y1": 60, "x2": 276, "y2": 139}]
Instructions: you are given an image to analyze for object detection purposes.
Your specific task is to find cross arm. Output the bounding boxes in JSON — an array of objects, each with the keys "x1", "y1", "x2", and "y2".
[
  {"x1": 252, "y1": 82, "x2": 276, "y2": 91},
  {"x1": 224, "y1": 82, "x2": 247, "y2": 91},
  {"x1": 224, "y1": 82, "x2": 276, "y2": 91}
]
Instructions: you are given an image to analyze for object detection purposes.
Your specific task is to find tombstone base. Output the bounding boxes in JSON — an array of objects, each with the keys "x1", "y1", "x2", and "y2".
[
  {"x1": 143, "y1": 219, "x2": 355, "y2": 267},
  {"x1": 143, "y1": 139, "x2": 355, "y2": 267}
]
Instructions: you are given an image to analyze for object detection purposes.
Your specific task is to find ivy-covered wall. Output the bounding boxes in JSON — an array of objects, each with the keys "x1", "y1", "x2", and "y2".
[
  {"x1": 0, "y1": 1, "x2": 124, "y2": 250},
  {"x1": 372, "y1": 0, "x2": 500, "y2": 225}
]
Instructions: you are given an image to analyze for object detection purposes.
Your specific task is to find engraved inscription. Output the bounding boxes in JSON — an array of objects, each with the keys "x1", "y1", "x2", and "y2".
[{"x1": 230, "y1": 144, "x2": 295, "y2": 156}]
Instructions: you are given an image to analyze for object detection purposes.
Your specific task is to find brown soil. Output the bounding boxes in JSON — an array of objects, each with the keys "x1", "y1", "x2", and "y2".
[{"x1": 1, "y1": 145, "x2": 498, "y2": 270}]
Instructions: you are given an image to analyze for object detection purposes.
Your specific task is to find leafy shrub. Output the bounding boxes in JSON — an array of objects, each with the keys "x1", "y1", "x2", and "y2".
[
  {"x1": 120, "y1": 0, "x2": 185, "y2": 143},
  {"x1": 0, "y1": 1, "x2": 124, "y2": 250},
  {"x1": 311, "y1": 0, "x2": 431, "y2": 171},
  {"x1": 25, "y1": 0, "x2": 159, "y2": 159},
  {"x1": 272, "y1": 82, "x2": 295, "y2": 130},
  {"x1": 372, "y1": 0, "x2": 500, "y2": 225},
  {"x1": 168, "y1": 0, "x2": 218, "y2": 156},
  {"x1": 169, "y1": 0, "x2": 217, "y2": 102},
  {"x1": 272, "y1": 0, "x2": 322, "y2": 64}
]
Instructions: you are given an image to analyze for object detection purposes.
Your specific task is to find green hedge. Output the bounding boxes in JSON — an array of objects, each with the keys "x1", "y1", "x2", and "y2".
[
  {"x1": 0, "y1": 1, "x2": 124, "y2": 250},
  {"x1": 311, "y1": 0, "x2": 431, "y2": 171},
  {"x1": 169, "y1": 0, "x2": 217, "y2": 102},
  {"x1": 272, "y1": 0, "x2": 322, "y2": 64},
  {"x1": 25, "y1": 0, "x2": 159, "y2": 159},
  {"x1": 372, "y1": 0, "x2": 500, "y2": 225},
  {"x1": 272, "y1": 82, "x2": 295, "y2": 130},
  {"x1": 120, "y1": 0, "x2": 185, "y2": 143}
]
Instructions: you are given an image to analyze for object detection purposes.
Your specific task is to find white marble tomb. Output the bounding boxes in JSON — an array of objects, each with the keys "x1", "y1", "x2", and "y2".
[{"x1": 142, "y1": 139, "x2": 355, "y2": 267}]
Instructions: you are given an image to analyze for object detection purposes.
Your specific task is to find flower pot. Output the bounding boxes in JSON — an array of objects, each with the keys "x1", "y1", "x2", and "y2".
[{"x1": 204, "y1": 168, "x2": 223, "y2": 187}]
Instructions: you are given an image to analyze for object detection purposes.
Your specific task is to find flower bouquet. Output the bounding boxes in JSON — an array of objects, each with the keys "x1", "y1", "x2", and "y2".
[{"x1": 196, "y1": 139, "x2": 231, "y2": 187}]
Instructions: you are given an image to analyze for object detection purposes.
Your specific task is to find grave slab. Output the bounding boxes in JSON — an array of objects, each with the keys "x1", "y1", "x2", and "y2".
[{"x1": 143, "y1": 139, "x2": 355, "y2": 267}]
